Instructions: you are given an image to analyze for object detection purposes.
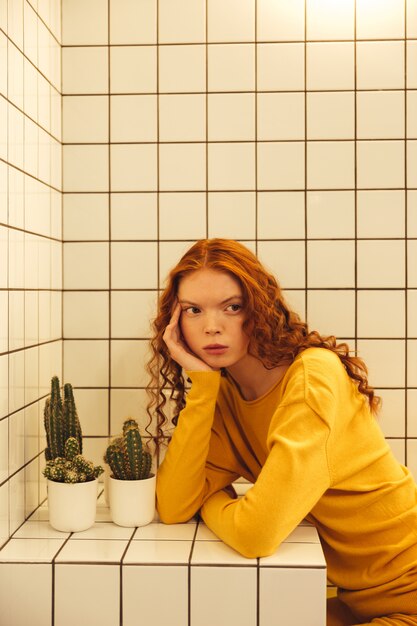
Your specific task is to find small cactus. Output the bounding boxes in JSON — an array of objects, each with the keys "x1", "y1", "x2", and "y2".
[
  {"x1": 43, "y1": 437, "x2": 104, "y2": 484},
  {"x1": 104, "y1": 418, "x2": 152, "y2": 480}
]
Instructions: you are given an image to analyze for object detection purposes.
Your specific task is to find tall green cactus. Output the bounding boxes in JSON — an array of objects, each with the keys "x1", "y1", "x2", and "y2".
[
  {"x1": 44, "y1": 376, "x2": 83, "y2": 461},
  {"x1": 104, "y1": 418, "x2": 152, "y2": 480}
]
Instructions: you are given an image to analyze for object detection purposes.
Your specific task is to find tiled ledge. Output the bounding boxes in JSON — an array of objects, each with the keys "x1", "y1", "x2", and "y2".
[{"x1": 0, "y1": 491, "x2": 327, "y2": 626}]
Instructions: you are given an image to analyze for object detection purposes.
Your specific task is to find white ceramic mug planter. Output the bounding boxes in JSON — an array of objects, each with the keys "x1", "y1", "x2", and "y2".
[
  {"x1": 108, "y1": 473, "x2": 156, "y2": 527},
  {"x1": 47, "y1": 479, "x2": 99, "y2": 532}
]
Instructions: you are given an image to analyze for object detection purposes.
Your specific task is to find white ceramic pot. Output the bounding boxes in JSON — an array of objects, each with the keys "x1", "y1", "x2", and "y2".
[
  {"x1": 47, "y1": 479, "x2": 98, "y2": 532},
  {"x1": 108, "y1": 474, "x2": 156, "y2": 527}
]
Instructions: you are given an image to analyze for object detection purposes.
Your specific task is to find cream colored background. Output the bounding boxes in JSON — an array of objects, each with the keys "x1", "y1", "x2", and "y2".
[{"x1": 1, "y1": 0, "x2": 417, "y2": 548}]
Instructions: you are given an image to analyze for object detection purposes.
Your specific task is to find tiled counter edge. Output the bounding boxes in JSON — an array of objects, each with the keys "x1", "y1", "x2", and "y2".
[{"x1": 0, "y1": 492, "x2": 327, "y2": 626}]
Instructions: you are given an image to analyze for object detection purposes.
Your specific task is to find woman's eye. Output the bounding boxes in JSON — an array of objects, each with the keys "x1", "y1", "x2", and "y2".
[
  {"x1": 185, "y1": 306, "x2": 200, "y2": 315},
  {"x1": 226, "y1": 304, "x2": 242, "y2": 312}
]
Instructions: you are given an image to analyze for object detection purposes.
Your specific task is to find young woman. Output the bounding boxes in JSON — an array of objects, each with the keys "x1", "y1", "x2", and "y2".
[{"x1": 147, "y1": 238, "x2": 417, "y2": 626}]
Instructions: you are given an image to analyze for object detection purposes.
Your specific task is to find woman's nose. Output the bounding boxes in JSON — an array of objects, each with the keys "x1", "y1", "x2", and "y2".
[{"x1": 204, "y1": 313, "x2": 221, "y2": 334}]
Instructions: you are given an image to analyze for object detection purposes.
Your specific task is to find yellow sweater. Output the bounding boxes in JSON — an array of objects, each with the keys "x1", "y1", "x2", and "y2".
[{"x1": 156, "y1": 348, "x2": 417, "y2": 616}]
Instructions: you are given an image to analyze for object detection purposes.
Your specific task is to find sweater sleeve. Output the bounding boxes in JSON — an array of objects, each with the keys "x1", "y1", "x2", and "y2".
[
  {"x1": 156, "y1": 370, "x2": 241, "y2": 524},
  {"x1": 200, "y1": 398, "x2": 332, "y2": 558}
]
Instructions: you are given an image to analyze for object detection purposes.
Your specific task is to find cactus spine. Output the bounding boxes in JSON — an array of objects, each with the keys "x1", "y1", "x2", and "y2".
[
  {"x1": 104, "y1": 418, "x2": 152, "y2": 480},
  {"x1": 43, "y1": 377, "x2": 103, "y2": 483},
  {"x1": 43, "y1": 437, "x2": 104, "y2": 483},
  {"x1": 44, "y1": 376, "x2": 82, "y2": 461}
]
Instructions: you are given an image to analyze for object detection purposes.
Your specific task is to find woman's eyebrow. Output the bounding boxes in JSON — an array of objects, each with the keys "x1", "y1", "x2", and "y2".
[{"x1": 178, "y1": 295, "x2": 243, "y2": 306}]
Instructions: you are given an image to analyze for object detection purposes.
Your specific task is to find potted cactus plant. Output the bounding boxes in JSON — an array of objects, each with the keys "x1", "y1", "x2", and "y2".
[
  {"x1": 43, "y1": 376, "x2": 104, "y2": 532},
  {"x1": 103, "y1": 418, "x2": 156, "y2": 527}
]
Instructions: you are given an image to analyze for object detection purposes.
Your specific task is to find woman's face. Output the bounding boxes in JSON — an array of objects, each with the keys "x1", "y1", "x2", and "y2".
[{"x1": 177, "y1": 269, "x2": 250, "y2": 370}]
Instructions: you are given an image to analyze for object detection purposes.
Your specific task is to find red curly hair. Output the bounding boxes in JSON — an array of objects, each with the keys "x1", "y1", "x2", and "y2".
[{"x1": 146, "y1": 239, "x2": 380, "y2": 455}]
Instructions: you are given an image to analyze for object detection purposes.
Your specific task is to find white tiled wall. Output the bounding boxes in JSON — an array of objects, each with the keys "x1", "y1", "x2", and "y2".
[
  {"x1": 0, "y1": 0, "x2": 62, "y2": 548},
  {"x1": 61, "y1": 0, "x2": 417, "y2": 481}
]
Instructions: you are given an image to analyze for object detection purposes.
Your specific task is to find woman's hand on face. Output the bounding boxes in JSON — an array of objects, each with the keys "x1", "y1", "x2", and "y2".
[{"x1": 163, "y1": 302, "x2": 214, "y2": 372}]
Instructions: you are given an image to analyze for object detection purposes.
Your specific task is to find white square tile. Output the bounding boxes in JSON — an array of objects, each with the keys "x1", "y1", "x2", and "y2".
[
  {"x1": 260, "y1": 542, "x2": 326, "y2": 567},
  {"x1": 191, "y1": 566, "x2": 257, "y2": 626},
  {"x1": 111, "y1": 242, "x2": 157, "y2": 289},
  {"x1": 0, "y1": 417, "x2": 8, "y2": 483},
  {"x1": 307, "y1": 42, "x2": 354, "y2": 90},
  {"x1": 62, "y1": 0, "x2": 107, "y2": 45},
  {"x1": 70, "y1": 388, "x2": 108, "y2": 436},
  {"x1": 62, "y1": 47, "x2": 108, "y2": 94},
  {"x1": 56, "y1": 539, "x2": 126, "y2": 563},
  {"x1": 307, "y1": 241, "x2": 355, "y2": 288},
  {"x1": 64, "y1": 242, "x2": 109, "y2": 289},
  {"x1": 307, "y1": 142, "x2": 355, "y2": 189},
  {"x1": 8, "y1": 350, "x2": 24, "y2": 415},
  {"x1": 257, "y1": 0, "x2": 305, "y2": 41},
  {"x1": 63, "y1": 95, "x2": 109, "y2": 143},
  {"x1": 111, "y1": 290, "x2": 157, "y2": 338},
  {"x1": 407, "y1": 0, "x2": 417, "y2": 38},
  {"x1": 63, "y1": 193, "x2": 109, "y2": 241},
  {"x1": 357, "y1": 140, "x2": 405, "y2": 189},
  {"x1": 195, "y1": 524, "x2": 220, "y2": 541},
  {"x1": 159, "y1": 144, "x2": 205, "y2": 192},
  {"x1": 257, "y1": 191, "x2": 304, "y2": 239},
  {"x1": 0, "y1": 538, "x2": 63, "y2": 562},
  {"x1": 408, "y1": 389, "x2": 417, "y2": 437},
  {"x1": 283, "y1": 289, "x2": 306, "y2": 323},
  {"x1": 0, "y1": 563, "x2": 52, "y2": 626},
  {"x1": 357, "y1": 339, "x2": 405, "y2": 387},
  {"x1": 110, "y1": 45, "x2": 157, "y2": 93},
  {"x1": 257, "y1": 241, "x2": 306, "y2": 289},
  {"x1": 283, "y1": 525, "x2": 320, "y2": 543},
  {"x1": 0, "y1": 292, "x2": 7, "y2": 354},
  {"x1": 356, "y1": 41, "x2": 404, "y2": 89},
  {"x1": 259, "y1": 567, "x2": 326, "y2": 626},
  {"x1": 8, "y1": 228, "x2": 24, "y2": 289},
  {"x1": 110, "y1": 388, "x2": 153, "y2": 435},
  {"x1": 208, "y1": 192, "x2": 255, "y2": 239},
  {"x1": 159, "y1": 193, "x2": 206, "y2": 240},
  {"x1": 111, "y1": 144, "x2": 157, "y2": 192},
  {"x1": 357, "y1": 290, "x2": 405, "y2": 338},
  {"x1": 376, "y1": 389, "x2": 406, "y2": 438},
  {"x1": 109, "y1": 0, "x2": 156, "y2": 44},
  {"x1": 110, "y1": 339, "x2": 149, "y2": 387},
  {"x1": 110, "y1": 95, "x2": 156, "y2": 143},
  {"x1": 63, "y1": 340, "x2": 109, "y2": 387},
  {"x1": 307, "y1": 290, "x2": 355, "y2": 338},
  {"x1": 24, "y1": 346, "x2": 39, "y2": 404},
  {"x1": 63, "y1": 144, "x2": 109, "y2": 193},
  {"x1": 23, "y1": 58, "x2": 38, "y2": 120},
  {"x1": 123, "y1": 539, "x2": 192, "y2": 564},
  {"x1": 0, "y1": 100, "x2": 7, "y2": 162},
  {"x1": 160, "y1": 94, "x2": 205, "y2": 142},
  {"x1": 357, "y1": 91, "x2": 405, "y2": 140},
  {"x1": 409, "y1": 93, "x2": 417, "y2": 139},
  {"x1": 8, "y1": 105, "x2": 24, "y2": 170},
  {"x1": 408, "y1": 289, "x2": 417, "y2": 337},
  {"x1": 306, "y1": 0, "x2": 354, "y2": 40},
  {"x1": 356, "y1": 0, "x2": 404, "y2": 39},
  {"x1": 257, "y1": 43, "x2": 304, "y2": 91},
  {"x1": 13, "y1": 520, "x2": 68, "y2": 539},
  {"x1": 357, "y1": 191, "x2": 405, "y2": 238},
  {"x1": 25, "y1": 458, "x2": 39, "y2": 518},
  {"x1": 24, "y1": 402, "x2": 39, "y2": 463},
  {"x1": 111, "y1": 192, "x2": 157, "y2": 240},
  {"x1": 258, "y1": 92, "x2": 304, "y2": 141},
  {"x1": 191, "y1": 541, "x2": 256, "y2": 565},
  {"x1": 307, "y1": 191, "x2": 355, "y2": 238},
  {"x1": 208, "y1": 93, "x2": 254, "y2": 141},
  {"x1": 0, "y1": 162, "x2": 6, "y2": 222},
  {"x1": 357, "y1": 240, "x2": 405, "y2": 288},
  {"x1": 0, "y1": 481, "x2": 8, "y2": 548},
  {"x1": 8, "y1": 39, "x2": 24, "y2": 109},
  {"x1": 159, "y1": 44, "x2": 205, "y2": 93},
  {"x1": 9, "y1": 409, "x2": 24, "y2": 475},
  {"x1": 257, "y1": 142, "x2": 304, "y2": 190},
  {"x1": 208, "y1": 43, "x2": 254, "y2": 92},
  {"x1": 159, "y1": 0, "x2": 205, "y2": 43},
  {"x1": 8, "y1": 290, "x2": 24, "y2": 350},
  {"x1": 408, "y1": 340, "x2": 417, "y2": 386},
  {"x1": 307, "y1": 92, "x2": 354, "y2": 140},
  {"x1": 71, "y1": 522, "x2": 134, "y2": 540},
  {"x1": 123, "y1": 565, "x2": 188, "y2": 626},
  {"x1": 63, "y1": 291, "x2": 109, "y2": 338},
  {"x1": 408, "y1": 140, "x2": 417, "y2": 188},
  {"x1": 408, "y1": 42, "x2": 417, "y2": 89},
  {"x1": 208, "y1": 0, "x2": 255, "y2": 42},
  {"x1": 209, "y1": 143, "x2": 255, "y2": 191},
  {"x1": 55, "y1": 564, "x2": 119, "y2": 626},
  {"x1": 134, "y1": 522, "x2": 196, "y2": 540}
]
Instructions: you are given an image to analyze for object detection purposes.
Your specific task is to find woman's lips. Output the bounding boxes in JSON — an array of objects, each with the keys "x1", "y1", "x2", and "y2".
[{"x1": 203, "y1": 344, "x2": 228, "y2": 355}]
